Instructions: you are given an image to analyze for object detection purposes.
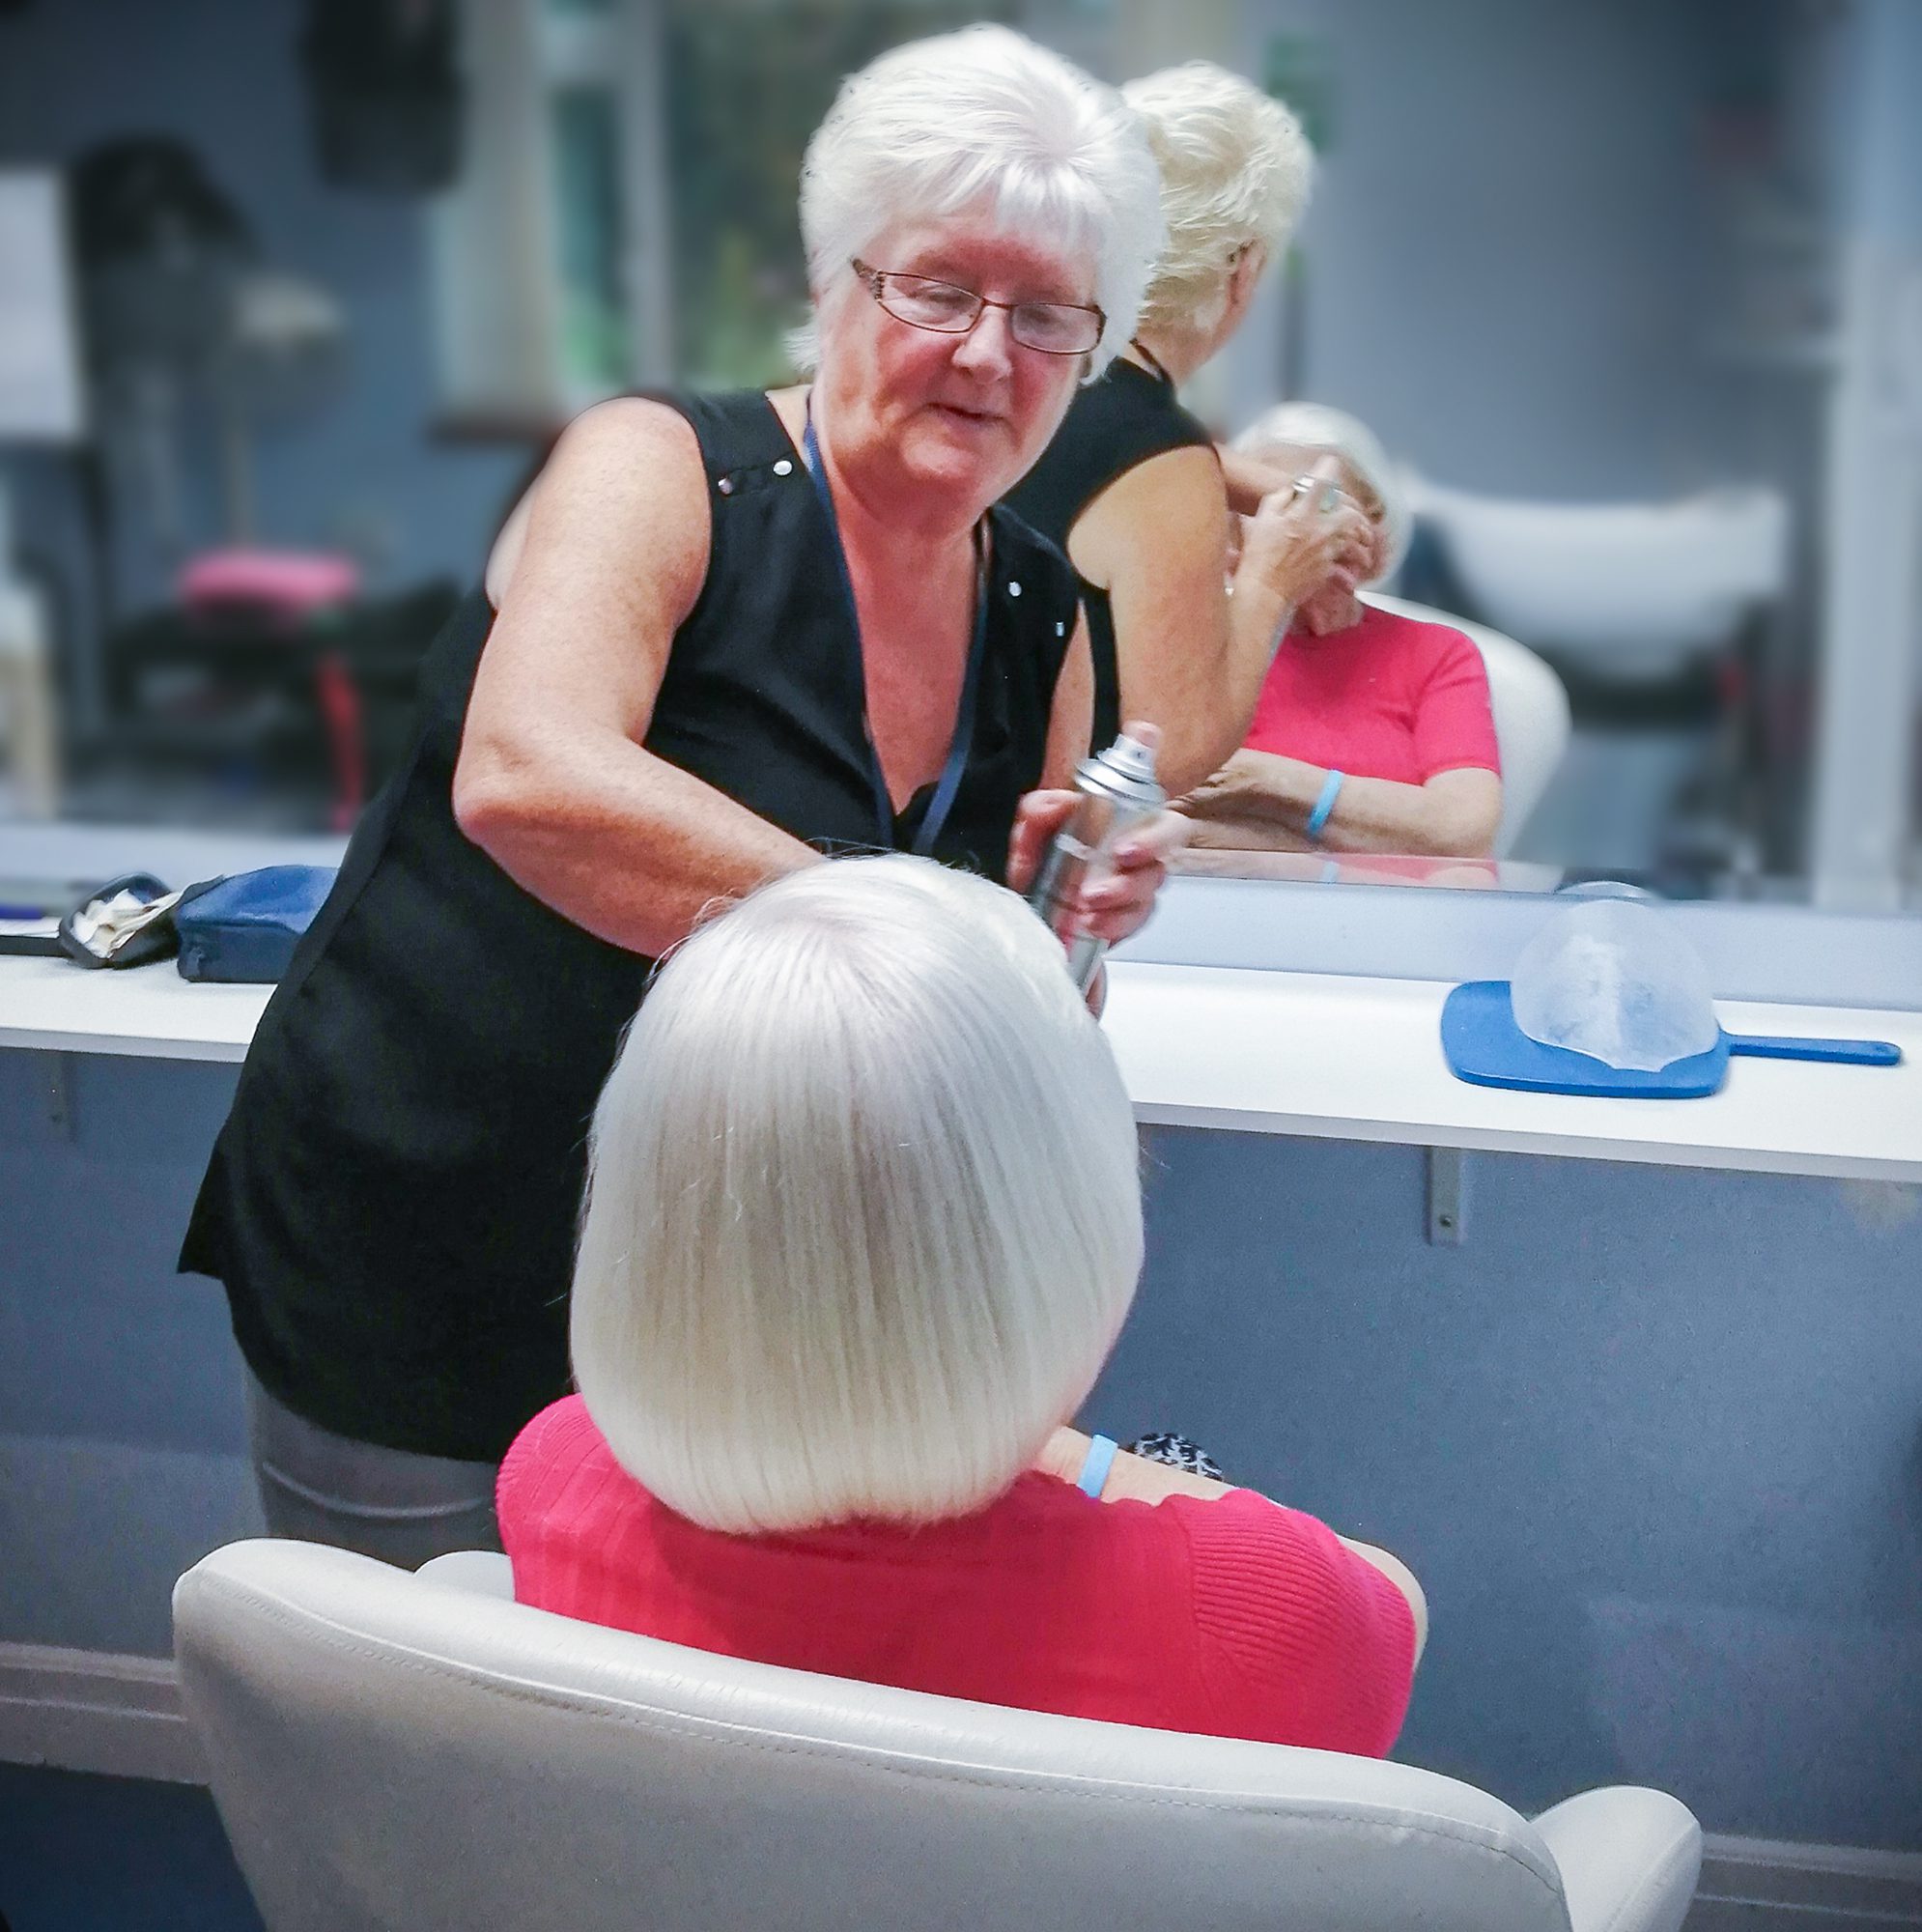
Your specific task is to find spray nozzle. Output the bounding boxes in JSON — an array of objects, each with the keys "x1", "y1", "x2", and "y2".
[{"x1": 1099, "y1": 725, "x2": 1161, "y2": 783}]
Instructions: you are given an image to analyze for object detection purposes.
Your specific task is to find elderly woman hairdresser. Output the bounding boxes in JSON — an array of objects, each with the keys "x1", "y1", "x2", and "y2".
[
  {"x1": 501, "y1": 856, "x2": 1426, "y2": 1753},
  {"x1": 180, "y1": 27, "x2": 1200, "y2": 1563},
  {"x1": 1179, "y1": 403, "x2": 1505, "y2": 857},
  {"x1": 1006, "y1": 61, "x2": 1373, "y2": 794}
]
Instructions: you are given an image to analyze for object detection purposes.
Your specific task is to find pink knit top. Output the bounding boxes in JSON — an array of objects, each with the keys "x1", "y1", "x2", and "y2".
[{"x1": 499, "y1": 1396, "x2": 1417, "y2": 1755}]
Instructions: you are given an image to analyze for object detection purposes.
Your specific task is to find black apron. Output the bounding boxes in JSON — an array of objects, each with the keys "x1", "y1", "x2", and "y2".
[{"x1": 180, "y1": 389, "x2": 1077, "y2": 1461}]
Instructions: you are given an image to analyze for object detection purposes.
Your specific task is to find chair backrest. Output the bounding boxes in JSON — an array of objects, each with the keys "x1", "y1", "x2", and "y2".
[
  {"x1": 176, "y1": 1539, "x2": 1573, "y2": 1932},
  {"x1": 1363, "y1": 589, "x2": 1571, "y2": 859}
]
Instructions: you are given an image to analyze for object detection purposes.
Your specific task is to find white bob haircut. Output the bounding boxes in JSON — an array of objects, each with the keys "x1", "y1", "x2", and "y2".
[
  {"x1": 1122, "y1": 62, "x2": 1314, "y2": 337},
  {"x1": 571, "y1": 855, "x2": 1145, "y2": 1535},
  {"x1": 794, "y1": 24, "x2": 1164, "y2": 378},
  {"x1": 1235, "y1": 400, "x2": 1414, "y2": 585}
]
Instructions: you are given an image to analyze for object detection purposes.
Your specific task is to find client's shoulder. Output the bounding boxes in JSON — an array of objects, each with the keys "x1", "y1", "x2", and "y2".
[
  {"x1": 1363, "y1": 599, "x2": 1482, "y2": 660},
  {"x1": 497, "y1": 1394, "x2": 619, "y2": 1514}
]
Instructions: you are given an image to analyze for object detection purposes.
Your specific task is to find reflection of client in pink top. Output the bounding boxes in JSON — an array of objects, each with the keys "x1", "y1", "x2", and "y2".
[
  {"x1": 1179, "y1": 405, "x2": 1504, "y2": 860},
  {"x1": 1246, "y1": 602, "x2": 1499, "y2": 785}
]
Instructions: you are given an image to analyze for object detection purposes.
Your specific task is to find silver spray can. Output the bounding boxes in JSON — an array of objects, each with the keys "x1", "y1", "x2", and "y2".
[{"x1": 1026, "y1": 731, "x2": 1165, "y2": 993}]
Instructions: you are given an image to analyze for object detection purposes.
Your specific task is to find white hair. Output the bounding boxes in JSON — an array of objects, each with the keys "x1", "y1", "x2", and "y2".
[
  {"x1": 1121, "y1": 63, "x2": 1314, "y2": 337},
  {"x1": 792, "y1": 25, "x2": 1164, "y2": 377},
  {"x1": 570, "y1": 855, "x2": 1145, "y2": 1535},
  {"x1": 1235, "y1": 400, "x2": 1414, "y2": 583}
]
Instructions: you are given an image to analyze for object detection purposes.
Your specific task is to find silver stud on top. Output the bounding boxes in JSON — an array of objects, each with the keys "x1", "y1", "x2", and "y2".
[
  {"x1": 1056, "y1": 620, "x2": 1066, "y2": 637},
  {"x1": 717, "y1": 476, "x2": 735, "y2": 496},
  {"x1": 1008, "y1": 580, "x2": 1022, "y2": 598},
  {"x1": 773, "y1": 458, "x2": 793, "y2": 477}
]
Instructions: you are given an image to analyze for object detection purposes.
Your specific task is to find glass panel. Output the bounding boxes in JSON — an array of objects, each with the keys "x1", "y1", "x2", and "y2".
[
  {"x1": 663, "y1": 0, "x2": 1012, "y2": 390},
  {"x1": 550, "y1": 83, "x2": 631, "y2": 397}
]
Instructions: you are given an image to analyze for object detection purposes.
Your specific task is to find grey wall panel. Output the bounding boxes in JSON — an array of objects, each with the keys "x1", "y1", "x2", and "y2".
[{"x1": 1088, "y1": 1128, "x2": 1922, "y2": 1850}]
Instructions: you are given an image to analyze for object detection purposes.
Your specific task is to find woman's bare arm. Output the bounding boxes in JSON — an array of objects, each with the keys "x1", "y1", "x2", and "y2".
[
  {"x1": 1178, "y1": 752, "x2": 1501, "y2": 859},
  {"x1": 452, "y1": 397, "x2": 821, "y2": 955},
  {"x1": 1068, "y1": 448, "x2": 1241, "y2": 796}
]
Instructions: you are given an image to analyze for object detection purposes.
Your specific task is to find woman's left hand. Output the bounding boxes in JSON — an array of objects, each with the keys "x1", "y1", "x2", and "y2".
[{"x1": 1006, "y1": 722, "x2": 1189, "y2": 947}]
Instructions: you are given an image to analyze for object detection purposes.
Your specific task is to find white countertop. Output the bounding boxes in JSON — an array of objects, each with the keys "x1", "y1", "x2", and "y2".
[
  {"x1": 3, "y1": 952, "x2": 1919, "y2": 1181},
  {"x1": 1103, "y1": 964, "x2": 1922, "y2": 1182},
  {"x1": 0, "y1": 953, "x2": 270, "y2": 1063}
]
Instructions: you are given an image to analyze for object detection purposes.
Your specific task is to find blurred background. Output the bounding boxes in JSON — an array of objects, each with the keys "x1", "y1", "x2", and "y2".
[{"x1": 0, "y1": 0, "x2": 1917, "y2": 905}]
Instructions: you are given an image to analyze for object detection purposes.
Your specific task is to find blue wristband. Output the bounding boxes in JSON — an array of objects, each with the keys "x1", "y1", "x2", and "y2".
[
  {"x1": 1076, "y1": 1434, "x2": 1119, "y2": 1499},
  {"x1": 1307, "y1": 769, "x2": 1345, "y2": 840}
]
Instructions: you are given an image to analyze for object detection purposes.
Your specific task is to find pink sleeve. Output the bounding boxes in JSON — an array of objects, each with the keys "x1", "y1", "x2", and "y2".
[
  {"x1": 1173, "y1": 1491, "x2": 1417, "y2": 1757},
  {"x1": 1410, "y1": 630, "x2": 1501, "y2": 781},
  {"x1": 495, "y1": 1394, "x2": 592, "y2": 1550}
]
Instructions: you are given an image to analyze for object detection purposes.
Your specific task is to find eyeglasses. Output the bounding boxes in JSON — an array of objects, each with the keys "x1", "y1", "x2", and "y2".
[{"x1": 851, "y1": 260, "x2": 1104, "y2": 356}]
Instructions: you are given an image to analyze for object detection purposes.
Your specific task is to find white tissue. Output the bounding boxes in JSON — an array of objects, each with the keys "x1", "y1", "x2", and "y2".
[{"x1": 1511, "y1": 894, "x2": 1721, "y2": 1071}]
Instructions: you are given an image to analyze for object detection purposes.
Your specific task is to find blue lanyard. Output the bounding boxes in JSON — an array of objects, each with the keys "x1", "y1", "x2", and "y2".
[{"x1": 801, "y1": 409, "x2": 985, "y2": 856}]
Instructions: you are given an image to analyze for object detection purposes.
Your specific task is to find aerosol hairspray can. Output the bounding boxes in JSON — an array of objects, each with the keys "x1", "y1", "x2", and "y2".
[{"x1": 1027, "y1": 731, "x2": 1165, "y2": 994}]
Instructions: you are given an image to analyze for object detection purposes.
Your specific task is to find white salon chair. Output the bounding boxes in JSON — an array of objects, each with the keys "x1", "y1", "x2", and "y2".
[
  {"x1": 175, "y1": 1539, "x2": 1702, "y2": 1932},
  {"x1": 1362, "y1": 589, "x2": 1571, "y2": 859}
]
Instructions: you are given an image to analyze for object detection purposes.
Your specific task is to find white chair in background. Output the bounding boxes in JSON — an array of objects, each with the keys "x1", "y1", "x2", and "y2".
[
  {"x1": 176, "y1": 1538, "x2": 1703, "y2": 1932},
  {"x1": 1362, "y1": 589, "x2": 1571, "y2": 859}
]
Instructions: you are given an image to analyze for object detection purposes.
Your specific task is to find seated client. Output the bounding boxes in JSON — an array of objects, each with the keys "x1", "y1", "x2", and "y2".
[
  {"x1": 499, "y1": 855, "x2": 1424, "y2": 1755},
  {"x1": 1180, "y1": 404, "x2": 1504, "y2": 859}
]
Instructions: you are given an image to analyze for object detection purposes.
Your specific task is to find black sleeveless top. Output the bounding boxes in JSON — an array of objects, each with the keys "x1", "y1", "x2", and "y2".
[
  {"x1": 180, "y1": 390, "x2": 1078, "y2": 1462},
  {"x1": 1003, "y1": 357, "x2": 1213, "y2": 749}
]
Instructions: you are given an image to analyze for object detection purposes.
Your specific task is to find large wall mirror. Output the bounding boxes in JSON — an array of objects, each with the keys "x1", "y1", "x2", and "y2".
[
  {"x1": 0, "y1": 0, "x2": 1914, "y2": 920},
  {"x1": 1136, "y1": 0, "x2": 1921, "y2": 919}
]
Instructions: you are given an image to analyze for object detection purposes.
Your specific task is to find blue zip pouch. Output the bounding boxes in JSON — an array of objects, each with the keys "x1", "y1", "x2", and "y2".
[{"x1": 174, "y1": 866, "x2": 338, "y2": 983}]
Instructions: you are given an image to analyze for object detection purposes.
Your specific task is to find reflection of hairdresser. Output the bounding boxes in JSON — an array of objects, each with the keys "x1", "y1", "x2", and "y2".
[
  {"x1": 1179, "y1": 405, "x2": 1504, "y2": 859},
  {"x1": 180, "y1": 28, "x2": 1183, "y2": 1564},
  {"x1": 503, "y1": 856, "x2": 1425, "y2": 1754},
  {"x1": 1005, "y1": 65, "x2": 1371, "y2": 795}
]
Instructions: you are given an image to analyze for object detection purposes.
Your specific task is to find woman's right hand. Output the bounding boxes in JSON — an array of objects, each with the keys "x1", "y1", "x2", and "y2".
[{"x1": 1231, "y1": 455, "x2": 1375, "y2": 611}]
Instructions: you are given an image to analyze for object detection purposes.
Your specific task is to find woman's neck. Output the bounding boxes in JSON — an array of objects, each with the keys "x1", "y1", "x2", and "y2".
[
  {"x1": 772, "y1": 396, "x2": 977, "y2": 624},
  {"x1": 830, "y1": 445, "x2": 980, "y2": 571},
  {"x1": 1298, "y1": 589, "x2": 1367, "y2": 638},
  {"x1": 778, "y1": 384, "x2": 981, "y2": 567},
  {"x1": 1125, "y1": 325, "x2": 1211, "y2": 388}
]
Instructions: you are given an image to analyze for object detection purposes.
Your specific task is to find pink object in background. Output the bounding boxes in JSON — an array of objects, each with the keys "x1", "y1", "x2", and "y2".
[
  {"x1": 175, "y1": 548, "x2": 369, "y2": 828},
  {"x1": 179, "y1": 549, "x2": 361, "y2": 621}
]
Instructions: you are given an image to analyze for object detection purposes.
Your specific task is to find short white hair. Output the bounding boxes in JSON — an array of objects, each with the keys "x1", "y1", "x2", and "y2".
[
  {"x1": 1121, "y1": 63, "x2": 1314, "y2": 336},
  {"x1": 1235, "y1": 400, "x2": 1413, "y2": 583},
  {"x1": 571, "y1": 855, "x2": 1145, "y2": 1534},
  {"x1": 793, "y1": 25, "x2": 1164, "y2": 377}
]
